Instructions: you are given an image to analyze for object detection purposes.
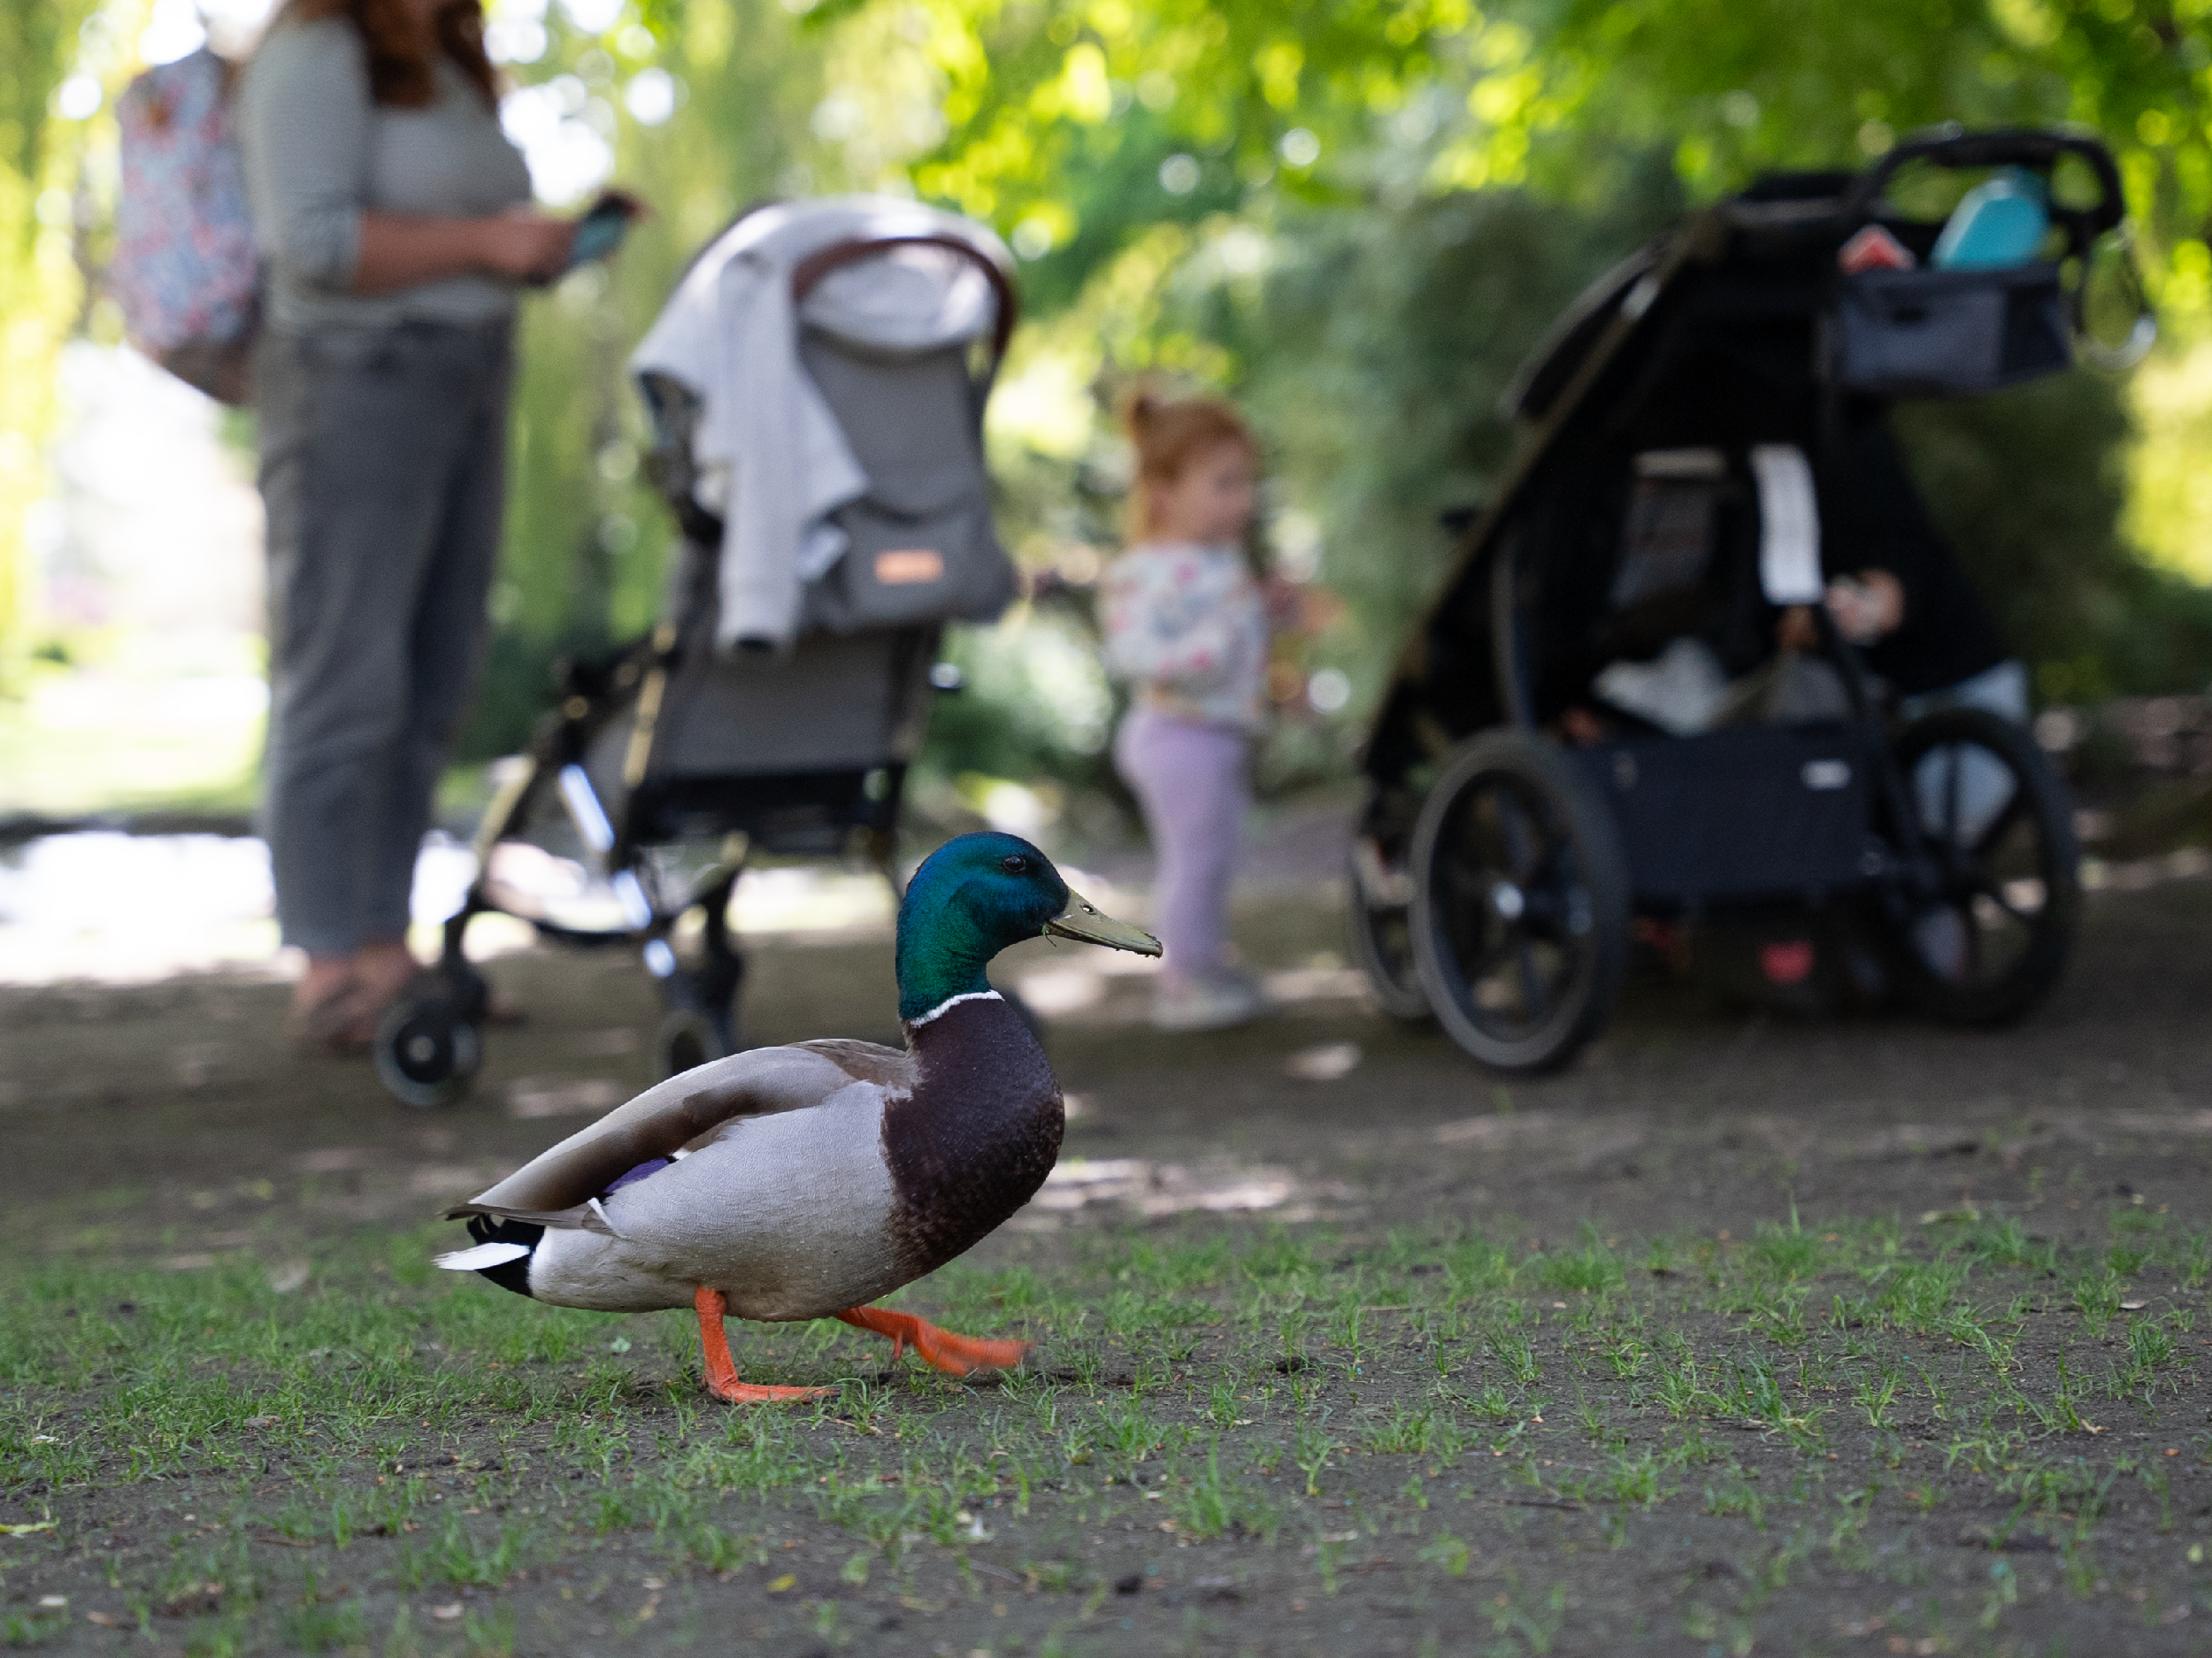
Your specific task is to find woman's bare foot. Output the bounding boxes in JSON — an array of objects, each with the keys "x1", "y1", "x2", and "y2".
[
  {"x1": 352, "y1": 939, "x2": 424, "y2": 1032},
  {"x1": 288, "y1": 955, "x2": 371, "y2": 1053}
]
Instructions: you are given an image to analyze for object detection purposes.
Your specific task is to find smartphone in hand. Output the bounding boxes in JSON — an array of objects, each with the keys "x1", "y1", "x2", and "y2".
[{"x1": 566, "y1": 192, "x2": 640, "y2": 271}]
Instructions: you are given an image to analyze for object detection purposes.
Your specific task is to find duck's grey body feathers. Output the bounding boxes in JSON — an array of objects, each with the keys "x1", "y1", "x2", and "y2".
[
  {"x1": 527, "y1": 1076, "x2": 905, "y2": 1316},
  {"x1": 440, "y1": 999, "x2": 1060, "y2": 1322},
  {"x1": 794, "y1": 1038, "x2": 918, "y2": 1092}
]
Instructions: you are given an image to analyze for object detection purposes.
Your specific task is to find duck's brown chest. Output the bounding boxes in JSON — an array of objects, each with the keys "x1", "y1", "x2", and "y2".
[{"x1": 880, "y1": 997, "x2": 1063, "y2": 1277}]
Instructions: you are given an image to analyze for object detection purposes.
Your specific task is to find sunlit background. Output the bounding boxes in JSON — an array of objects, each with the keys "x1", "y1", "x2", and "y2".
[{"x1": 5, "y1": 0, "x2": 2212, "y2": 980}]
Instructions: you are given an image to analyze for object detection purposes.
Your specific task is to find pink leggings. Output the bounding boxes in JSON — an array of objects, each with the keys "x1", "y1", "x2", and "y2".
[{"x1": 1114, "y1": 707, "x2": 1249, "y2": 978}]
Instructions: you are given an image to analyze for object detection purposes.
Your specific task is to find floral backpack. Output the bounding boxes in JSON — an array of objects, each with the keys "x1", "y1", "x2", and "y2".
[{"x1": 112, "y1": 49, "x2": 260, "y2": 404}]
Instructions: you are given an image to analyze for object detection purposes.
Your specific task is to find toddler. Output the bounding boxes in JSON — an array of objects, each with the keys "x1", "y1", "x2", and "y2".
[{"x1": 1102, "y1": 391, "x2": 1271, "y2": 1032}]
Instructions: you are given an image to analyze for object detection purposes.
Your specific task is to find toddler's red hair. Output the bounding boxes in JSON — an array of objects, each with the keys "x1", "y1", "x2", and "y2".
[{"x1": 1120, "y1": 386, "x2": 1256, "y2": 540}]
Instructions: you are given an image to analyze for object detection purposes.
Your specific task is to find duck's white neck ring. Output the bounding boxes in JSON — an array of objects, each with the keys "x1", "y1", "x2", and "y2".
[{"x1": 906, "y1": 988, "x2": 1003, "y2": 1029}]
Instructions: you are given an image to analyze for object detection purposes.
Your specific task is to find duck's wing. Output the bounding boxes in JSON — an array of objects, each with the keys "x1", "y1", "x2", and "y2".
[
  {"x1": 791, "y1": 1038, "x2": 916, "y2": 1093},
  {"x1": 445, "y1": 1045, "x2": 878, "y2": 1229}
]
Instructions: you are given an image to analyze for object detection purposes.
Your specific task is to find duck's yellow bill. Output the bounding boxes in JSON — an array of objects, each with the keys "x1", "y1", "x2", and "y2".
[{"x1": 1044, "y1": 890, "x2": 1162, "y2": 956}]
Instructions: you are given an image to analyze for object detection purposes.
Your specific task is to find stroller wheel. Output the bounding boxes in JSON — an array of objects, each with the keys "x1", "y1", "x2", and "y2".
[
  {"x1": 373, "y1": 996, "x2": 482, "y2": 1109},
  {"x1": 1880, "y1": 705, "x2": 2079, "y2": 1026},
  {"x1": 1347, "y1": 834, "x2": 1432, "y2": 1023},
  {"x1": 1408, "y1": 731, "x2": 1631, "y2": 1072},
  {"x1": 654, "y1": 1007, "x2": 733, "y2": 1078}
]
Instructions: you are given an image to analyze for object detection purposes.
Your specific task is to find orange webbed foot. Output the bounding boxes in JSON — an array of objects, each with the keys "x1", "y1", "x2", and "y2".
[
  {"x1": 695, "y1": 1286, "x2": 831, "y2": 1404},
  {"x1": 706, "y1": 1376, "x2": 833, "y2": 1404},
  {"x1": 835, "y1": 1305, "x2": 1032, "y2": 1377}
]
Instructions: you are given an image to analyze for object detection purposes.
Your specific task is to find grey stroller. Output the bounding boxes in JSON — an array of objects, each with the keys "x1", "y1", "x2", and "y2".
[{"x1": 373, "y1": 198, "x2": 1020, "y2": 1108}]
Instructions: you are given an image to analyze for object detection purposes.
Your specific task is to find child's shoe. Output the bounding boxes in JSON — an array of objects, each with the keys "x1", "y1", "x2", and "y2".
[{"x1": 1150, "y1": 967, "x2": 1266, "y2": 1032}]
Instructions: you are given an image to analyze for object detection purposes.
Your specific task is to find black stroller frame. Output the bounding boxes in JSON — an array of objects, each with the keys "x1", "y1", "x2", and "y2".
[
  {"x1": 1348, "y1": 127, "x2": 2139, "y2": 1071},
  {"x1": 373, "y1": 229, "x2": 1019, "y2": 1107}
]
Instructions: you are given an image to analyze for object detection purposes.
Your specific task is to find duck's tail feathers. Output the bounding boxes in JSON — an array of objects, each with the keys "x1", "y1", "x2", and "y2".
[
  {"x1": 435, "y1": 1215, "x2": 546, "y2": 1299},
  {"x1": 434, "y1": 1241, "x2": 531, "y2": 1271},
  {"x1": 442, "y1": 1200, "x2": 617, "y2": 1235}
]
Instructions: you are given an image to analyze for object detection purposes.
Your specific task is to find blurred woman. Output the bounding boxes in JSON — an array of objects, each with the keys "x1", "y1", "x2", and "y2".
[
  {"x1": 1102, "y1": 391, "x2": 1276, "y2": 1032},
  {"x1": 240, "y1": 0, "x2": 572, "y2": 1048}
]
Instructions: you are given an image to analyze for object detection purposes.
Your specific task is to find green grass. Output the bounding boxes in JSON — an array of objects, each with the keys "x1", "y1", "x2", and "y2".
[{"x1": 3, "y1": 1204, "x2": 2209, "y2": 1651}]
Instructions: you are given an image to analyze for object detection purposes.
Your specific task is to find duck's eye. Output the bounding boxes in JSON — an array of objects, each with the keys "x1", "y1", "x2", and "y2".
[{"x1": 1000, "y1": 855, "x2": 1029, "y2": 874}]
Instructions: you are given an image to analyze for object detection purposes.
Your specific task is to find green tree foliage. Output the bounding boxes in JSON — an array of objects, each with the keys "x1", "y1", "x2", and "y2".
[
  {"x1": 0, "y1": 0, "x2": 105, "y2": 687},
  {"x1": 787, "y1": 0, "x2": 2212, "y2": 309},
  {"x1": 1901, "y1": 380, "x2": 2212, "y2": 702}
]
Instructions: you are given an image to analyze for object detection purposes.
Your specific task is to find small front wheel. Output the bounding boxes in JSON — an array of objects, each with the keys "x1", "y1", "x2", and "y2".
[
  {"x1": 373, "y1": 997, "x2": 482, "y2": 1109},
  {"x1": 1409, "y1": 731, "x2": 1632, "y2": 1071}
]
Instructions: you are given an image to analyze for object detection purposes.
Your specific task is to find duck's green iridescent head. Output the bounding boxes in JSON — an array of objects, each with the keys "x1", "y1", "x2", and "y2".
[{"x1": 894, "y1": 833, "x2": 1160, "y2": 1021}]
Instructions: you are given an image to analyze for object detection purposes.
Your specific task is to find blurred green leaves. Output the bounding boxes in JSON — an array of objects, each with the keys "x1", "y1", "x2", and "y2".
[
  {"x1": 0, "y1": 0, "x2": 105, "y2": 686},
  {"x1": 700, "y1": 0, "x2": 2212, "y2": 311}
]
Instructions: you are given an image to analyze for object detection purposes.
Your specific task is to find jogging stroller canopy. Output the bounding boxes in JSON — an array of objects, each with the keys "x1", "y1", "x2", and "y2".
[{"x1": 1368, "y1": 126, "x2": 2131, "y2": 784}]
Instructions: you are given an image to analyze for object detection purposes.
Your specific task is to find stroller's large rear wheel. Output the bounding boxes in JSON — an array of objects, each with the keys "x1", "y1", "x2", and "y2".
[
  {"x1": 1409, "y1": 731, "x2": 1631, "y2": 1071},
  {"x1": 1880, "y1": 706, "x2": 2079, "y2": 1025}
]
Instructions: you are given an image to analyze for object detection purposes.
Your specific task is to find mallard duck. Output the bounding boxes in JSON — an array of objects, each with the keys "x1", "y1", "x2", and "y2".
[{"x1": 433, "y1": 833, "x2": 1160, "y2": 1401}]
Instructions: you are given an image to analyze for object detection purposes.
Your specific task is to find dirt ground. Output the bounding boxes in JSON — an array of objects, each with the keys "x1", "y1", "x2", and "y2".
[{"x1": 4, "y1": 872, "x2": 2212, "y2": 1656}]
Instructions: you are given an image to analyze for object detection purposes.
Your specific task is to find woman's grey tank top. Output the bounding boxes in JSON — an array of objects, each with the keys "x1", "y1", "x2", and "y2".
[{"x1": 240, "y1": 17, "x2": 533, "y2": 334}]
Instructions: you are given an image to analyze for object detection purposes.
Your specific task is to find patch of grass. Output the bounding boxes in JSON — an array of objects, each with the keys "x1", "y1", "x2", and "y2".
[
  {"x1": 275, "y1": 1592, "x2": 368, "y2": 1654},
  {"x1": 1535, "y1": 1238, "x2": 1624, "y2": 1297},
  {"x1": 5, "y1": 1186, "x2": 2212, "y2": 1652},
  {"x1": 392, "y1": 1516, "x2": 538, "y2": 1589},
  {"x1": 1, "y1": 1609, "x2": 70, "y2": 1647}
]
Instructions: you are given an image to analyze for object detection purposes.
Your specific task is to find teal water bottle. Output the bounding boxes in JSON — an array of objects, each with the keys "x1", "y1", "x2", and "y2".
[{"x1": 1930, "y1": 167, "x2": 2049, "y2": 269}]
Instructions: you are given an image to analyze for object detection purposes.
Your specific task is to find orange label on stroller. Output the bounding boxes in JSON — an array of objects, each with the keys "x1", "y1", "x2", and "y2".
[{"x1": 874, "y1": 549, "x2": 944, "y2": 585}]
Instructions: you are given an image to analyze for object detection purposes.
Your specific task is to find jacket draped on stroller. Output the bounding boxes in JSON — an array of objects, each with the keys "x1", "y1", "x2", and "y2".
[{"x1": 632, "y1": 196, "x2": 1018, "y2": 651}]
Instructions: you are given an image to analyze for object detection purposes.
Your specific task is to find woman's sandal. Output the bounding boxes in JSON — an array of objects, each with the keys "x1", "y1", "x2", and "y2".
[{"x1": 286, "y1": 979, "x2": 379, "y2": 1054}]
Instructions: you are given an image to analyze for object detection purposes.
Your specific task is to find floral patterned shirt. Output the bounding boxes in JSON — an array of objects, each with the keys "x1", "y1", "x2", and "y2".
[{"x1": 1101, "y1": 541, "x2": 1269, "y2": 733}]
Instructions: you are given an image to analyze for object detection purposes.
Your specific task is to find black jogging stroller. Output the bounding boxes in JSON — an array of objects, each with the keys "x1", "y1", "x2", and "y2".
[
  {"x1": 1348, "y1": 127, "x2": 2151, "y2": 1072},
  {"x1": 372, "y1": 200, "x2": 1020, "y2": 1107}
]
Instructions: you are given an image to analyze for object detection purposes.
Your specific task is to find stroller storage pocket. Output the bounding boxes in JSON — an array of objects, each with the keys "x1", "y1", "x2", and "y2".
[
  {"x1": 807, "y1": 463, "x2": 1014, "y2": 632},
  {"x1": 1829, "y1": 263, "x2": 2070, "y2": 396},
  {"x1": 1575, "y1": 724, "x2": 1881, "y2": 906}
]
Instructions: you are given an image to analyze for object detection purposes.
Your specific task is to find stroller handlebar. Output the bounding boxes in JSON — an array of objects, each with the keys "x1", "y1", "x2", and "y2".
[
  {"x1": 790, "y1": 234, "x2": 1021, "y2": 364},
  {"x1": 1842, "y1": 125, "x2": 2126, "y2": 250}
]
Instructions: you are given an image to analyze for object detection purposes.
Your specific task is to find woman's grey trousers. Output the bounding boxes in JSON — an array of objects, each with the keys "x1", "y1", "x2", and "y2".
[{"x1": 255, "y1": 320, "x2": 511, "y2": 958}]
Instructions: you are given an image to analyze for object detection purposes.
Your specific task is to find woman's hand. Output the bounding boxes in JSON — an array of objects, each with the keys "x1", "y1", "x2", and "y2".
[
  {"x1": 1261, "y1": 576, "x2": 1344, "y2": 636},
  {"x1": 1824, "y1": 569, "x2": 1904, "y2": 645},
  {"x1": 476, "y1": 206, "x2": 577, "y2": 285},
  {"x1": 1777, "y1": 569, "x2": 1905, "y2": 653}
]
